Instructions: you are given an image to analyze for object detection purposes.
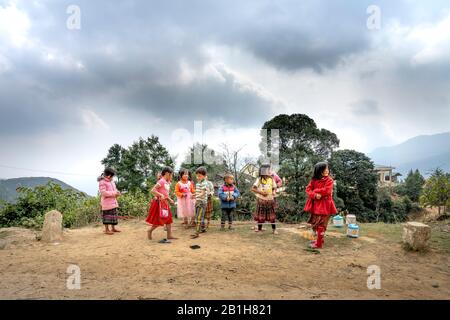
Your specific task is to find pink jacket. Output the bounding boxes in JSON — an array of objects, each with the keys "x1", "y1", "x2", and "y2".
[
  {"x1": 99, "y1": 178, "x2": 119, "y2": 210},
  {"x1": 272, "y1": 172, "x2": 283, "y2": 188}
]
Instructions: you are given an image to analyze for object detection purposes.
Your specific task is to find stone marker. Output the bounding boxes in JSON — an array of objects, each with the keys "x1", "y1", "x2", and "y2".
[
  {"x1": 41, "y1": 210, "x2": 63, "y2": 243},
  {"x1": 402, "y1": 222, "x2": 431, "y2": 251}
]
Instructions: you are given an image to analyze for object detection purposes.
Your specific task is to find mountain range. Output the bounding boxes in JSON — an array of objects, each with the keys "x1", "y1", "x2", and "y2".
[
  {"x1": 0, "y1": 177, "x2": 79, "y2": 203},
  {"x1": 369, "y1": 132, "x2": 450, "y2": 178}
]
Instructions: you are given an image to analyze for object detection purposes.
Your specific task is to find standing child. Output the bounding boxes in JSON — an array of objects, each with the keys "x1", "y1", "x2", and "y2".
[
  {"x1": 205, "y1": 175, "x2": 215, "y2": 229},
  {"x1": 146, "y1": 167, "x2": 177, "y2": 242},
  {"x1": 218, "y1": 173, "x2": 240, "y2": 230},
  {"x1": 254, "y1": 164, "x2": 283, "y2": 231},
  {"x1": 191, "y1": 167, "x2": 208, "y2": 239},
  {"x1": 98, "y1": 168, "x2": 121, "y2": 235},
  {"x1": 175, "y1": 168, "x2": 195, "y2": 228},
  {"x1": 303, "y1": 162, "x2": 337, "y2": 249},
  {"x1": 251, "y1": 164, "x2": 278, "y2": 234}
]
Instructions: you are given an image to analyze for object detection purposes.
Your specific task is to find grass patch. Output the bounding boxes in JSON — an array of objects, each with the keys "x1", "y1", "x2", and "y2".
[
  {"x1": 429, "y1": 232, "x2": 450, "y2": 253},
  {"x1": 346, "y1": 222, "x2": 450, "y2": 253},
  {"x1": 358, "y1": 223, "x2": 403, "y2": 242}
]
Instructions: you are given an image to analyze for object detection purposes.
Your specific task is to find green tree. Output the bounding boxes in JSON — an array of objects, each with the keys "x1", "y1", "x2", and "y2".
[
  {"x1": 329, "y1": 149, "x2": 378, "y2": 220},
  {"x1": 180, "y1": 143, "x2": 227, "y2": 182},
  {"x1": 374, "y1": 187, "x2": 411, "y2": 223},
  {"x1": 101, "y1": 144, "x2": 126, "y2": 183},
  {"x1": 420, "y1": 168, "x2": 450, "y2": 218},
  {"x1": 405, "y1": 169, "x2": 425, "y2": 202},
  {"x1": 397, "y1": 169, "x2": 425, "y2": 202},
  {"x1": 261, "y1": 114, "x2": 339, "y2": 212},
  {"x1": 102, "y1": 135, "x2": 174, "y2": 193}
]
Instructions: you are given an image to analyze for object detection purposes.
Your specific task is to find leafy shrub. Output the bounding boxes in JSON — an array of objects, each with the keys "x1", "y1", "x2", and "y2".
[
  {"x1": 118, "y1": 191, "x2": 150, "y2": 218},
  {"x1": 0, "y1": 182, "x2": 153, "y2": 229},
  {"x1": 210, "y1": 197, "x2": 222, "y2": 221},
  {"x1": 372, "y1": 188, "x2": 412, "y2": 223},
  {"x1": 276, "y1": 196, "x2": 307, "y2": 224},
  {"x1": 0, "y1": 182, "x2": 87, "y2": 229},
  {"x1": 64, "y1": 196, "x2": 102, "y2": 228}
]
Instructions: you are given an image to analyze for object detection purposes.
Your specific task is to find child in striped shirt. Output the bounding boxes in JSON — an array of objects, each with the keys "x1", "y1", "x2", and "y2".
[{"x1": 191, "y1": 167, "x2": 209, "y2": 239}]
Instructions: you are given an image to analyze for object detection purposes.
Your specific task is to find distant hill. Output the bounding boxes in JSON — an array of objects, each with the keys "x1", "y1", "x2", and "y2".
[
  {"x1": 369, "y1": 132, "x2": 450, "y2": 177},
  {"x1": 0, "y1": 177, "x2": 80, "y2": 203}
]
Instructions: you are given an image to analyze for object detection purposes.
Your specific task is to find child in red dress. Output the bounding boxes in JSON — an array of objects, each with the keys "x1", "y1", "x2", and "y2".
[
  {"x1": 146, "y1": 167, "x2": 178, "y2": 242},
  {"x1": 303, "y1": 162, "x2": 337, "y2": 249}
]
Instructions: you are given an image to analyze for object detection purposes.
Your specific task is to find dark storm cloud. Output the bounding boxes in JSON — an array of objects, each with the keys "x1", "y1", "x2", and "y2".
[
  {"x1": 1, "y1": 0, "x2": 450, "y2": 136},
  {"x1": 116, "y1": 63, "x2": 282, "y2": 124},
  {"x1": 0, "y1": 0, "x2": 293, "y2": 133},
  {"x1": 223, "y1": 0, "x2": 373, "y2": 72}
]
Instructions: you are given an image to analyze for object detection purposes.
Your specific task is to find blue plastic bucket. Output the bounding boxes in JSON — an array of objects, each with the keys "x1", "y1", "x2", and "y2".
[
  {"x1": 347, "y1": 224, "x2": 360, "y2": 238},
  {"x1": 333, "y1": 215, "x2": 344, "y2": 228}
]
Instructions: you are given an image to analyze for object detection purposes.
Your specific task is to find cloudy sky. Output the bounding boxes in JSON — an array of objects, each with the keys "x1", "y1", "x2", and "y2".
[{"x1": 1, "y1": 0, "x2": 449, "y2": 194}]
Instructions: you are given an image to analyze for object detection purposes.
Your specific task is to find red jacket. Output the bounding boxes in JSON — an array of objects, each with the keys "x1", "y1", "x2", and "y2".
[{"x1": 303, "y1": 176, "x2": 337, "y2": 215}]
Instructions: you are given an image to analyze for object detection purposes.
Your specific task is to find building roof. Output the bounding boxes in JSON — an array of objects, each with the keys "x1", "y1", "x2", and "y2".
[{"x1": 374, "y1": 165, "x2": 396, "y2": 170}]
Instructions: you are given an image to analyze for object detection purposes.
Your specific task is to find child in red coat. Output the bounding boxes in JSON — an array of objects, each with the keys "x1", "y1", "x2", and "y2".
[{"x1": 304, "y1": 162, "x2": 337, "y2": 249}]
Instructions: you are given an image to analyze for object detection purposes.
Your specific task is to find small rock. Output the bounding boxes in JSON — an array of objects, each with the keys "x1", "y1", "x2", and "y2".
[
  {"x1": 0, "y1": 239, "x2": 7, "y2": 250},
  {"x1": 432, "y1": 284, "x2": 440, "y2": 288}
]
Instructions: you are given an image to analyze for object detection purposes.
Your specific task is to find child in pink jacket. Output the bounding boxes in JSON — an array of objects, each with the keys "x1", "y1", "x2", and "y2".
[{"x1": 98, "y1": 168, "x2": 121, "y2": 235}]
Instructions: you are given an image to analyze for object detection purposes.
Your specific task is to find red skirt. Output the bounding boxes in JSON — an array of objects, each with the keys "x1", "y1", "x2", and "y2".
[{"x1": 145, "y1": 198, "x2": 173, "y2": 226}]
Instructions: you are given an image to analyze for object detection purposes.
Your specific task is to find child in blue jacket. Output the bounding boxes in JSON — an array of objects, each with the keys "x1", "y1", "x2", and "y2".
[{"x1": 218, "y1": 173, "x2": 240, "y2": 230}]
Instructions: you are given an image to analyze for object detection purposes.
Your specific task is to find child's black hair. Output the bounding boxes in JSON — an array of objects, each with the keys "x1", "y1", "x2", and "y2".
[
  {"x1": 196, "y1": 166, "x2": 207, "y2": 176},
  {"x1": 178, "y1": 168, "x2": 191, "y2": 181},
  {"x1": 161, "y1": 166, "x2": 174, "y2": 176},
  {"x1": 313, "y1": 162, "x2": 328, "y2": 180},
  {"x1": 104, "y1": 167, "x2": 116, "y2": 177}
]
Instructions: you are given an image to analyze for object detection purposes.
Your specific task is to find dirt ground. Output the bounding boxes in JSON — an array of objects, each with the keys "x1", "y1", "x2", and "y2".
[{"x1": 0, "y1": 218, "x2": 449, "y2": 300}]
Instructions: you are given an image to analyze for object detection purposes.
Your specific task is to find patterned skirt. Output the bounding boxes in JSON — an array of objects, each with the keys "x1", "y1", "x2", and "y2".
[
  {"x1": 307, "y1": 214, "x2": 331, "y2": 231},
  {"x1": 254, "y1": 199, "x2": 276, "y2": 223},
  {"x1": 102, "y1": 208, "x2": 118, "y2": 225},
  {"x1": 205, "y1": 196, "x2": 214, "y2": 219}
]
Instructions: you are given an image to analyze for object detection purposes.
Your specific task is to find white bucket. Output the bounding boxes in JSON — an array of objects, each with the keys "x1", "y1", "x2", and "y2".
[{"x1": 346, "y1": 214, "x2": 357, "y2": 225}]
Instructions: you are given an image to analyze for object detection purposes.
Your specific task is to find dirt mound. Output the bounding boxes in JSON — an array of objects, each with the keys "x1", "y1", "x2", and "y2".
[
  {"x1": 0, "y1": 220, "x2": 448, "y2": 300},
  {"x1": 0, "y1": 227, "x2": 38, "y2": 250}
]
